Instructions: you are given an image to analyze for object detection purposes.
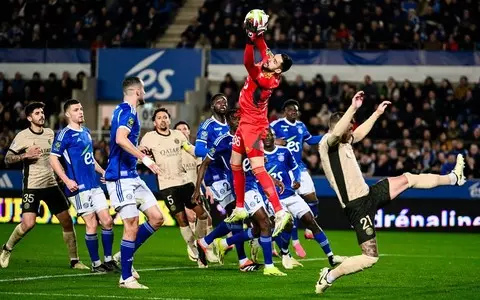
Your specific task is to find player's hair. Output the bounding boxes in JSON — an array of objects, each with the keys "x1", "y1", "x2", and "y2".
[
  {"x1": 281, "y1": 54, "x2": 293, "y2": 72},
  {"x1": 329, "y1": 112, "x2": 355, "y2": 128},
  {"x1": 282, "y1": 99, "x2": 299, "y2": 111},
  {"x1": 210, "y1": 93, "x2": 226, "y2": 106},
  {"x1": 25, "y1": 102, "x2": 45, "y2": 117},
  {"x1": 174, "y1": 121, "x2": 190, "y2": 130},
  {"x1": 152, "y1": 107, "x2": 171, "y2": 121},
  {"x1": 225, "y1": 108, "x2": 238, "y2": 121},
  {"x1": 122, "y1": 76, "x2": 142, "y2": 94},
  {"x1": 63, "y1": 99, "x2": 80, "y2": 113}
]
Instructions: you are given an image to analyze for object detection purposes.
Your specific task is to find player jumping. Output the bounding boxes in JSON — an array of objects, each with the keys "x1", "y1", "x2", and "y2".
[
  {"x1": 140, "y1": 108, "x2": 210, "y2": 268},
  {"x1": 270, "y1": 99, "x2": 323, "y2": 257},
  {"x1": 0, "y1": 102, "x2": 88, "y2": 270},
  {"x1": 226, "y1": 12, "x2": 294, "y2": 238},
  {"x1": 315, "y1": 92, "x2": 466, "y2": 294},
  {"x1": 50, "y1": 99, "x2": 118, "y2": 273},
  {"x1": 105, "y1": 77, "x2": 164, "y2": 289}
]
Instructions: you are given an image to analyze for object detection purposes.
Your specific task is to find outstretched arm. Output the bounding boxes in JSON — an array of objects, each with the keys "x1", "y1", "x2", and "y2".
[
  {"x1": 244, "y1": 43, "x2": 260, "y2": 79},
  {"x1": 352, "y1": 101, "x2": 390, "y2": 143},
  {"x1": 327, "y1": 91, "x2": 364, "y2": 147},
  {"x1": 254, "y1": 35, "x2": 272, "y2": 61}
]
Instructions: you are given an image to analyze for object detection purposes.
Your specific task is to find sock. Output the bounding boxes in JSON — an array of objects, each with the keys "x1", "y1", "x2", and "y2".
[
  {"x1": 226, "y1": 228, "x2": 253, "y2": 246},
  {"x1": 5, "y1": 224, "x2": 26, "y2": 250},
  {"x1": 203, "y1": 221, "x2": 231, "y2": 245},
  {"x1": 120, "y1": 239, "x2": 135, "y2": 280},
  {"x1": 63, "y1": 231, "x2": 79, "y2": 260},
  {"x1": 134, "y1": 222, "x2": 156, "y2": 252},
  {"x1": 259, "y1": 235, "x2": 273, "y2": 265},
  {"x1": 196, "y1": 218, "x2": 208, "y2": 239},
  {"x1": 189, "y1": 221, "x2": 196, "y2": 232},
  {"x1": 404, "y1": 173, "x2": 452, "y2": 189},
  {"x1": 308, "y1": 201, "x2": 319, "y2": 218},
  {"x1": 280, "y1": 231, "x2": 291, "y2": 253},
  {"x1": 328, "y1": 255, "x2": 378, "y2": 283},
  {"x1": 101, "y1": 229, "x2": 113, "y2": 262},
  {"x1": 253, "y1": 167, "x2": 282, "y2": 212},
  {"x1": 314, "y1": 231, "x2": 333, "y2": 257},
  {"x1": 274, "y1": 235, "x2": 283, "y2": 252},
  {"x1": 180, "y1": 226, "x2": 195, "y2": 248},
  {"x1": 232, "y1": 164, "x2": 246, "y2": 208},
  {"x1": 231, "y1": 224, "x2": 247, "y2": 261},
  {"x1": 291, "y1": 218, "x2": 299, "y2": 241},
  {"x1": 448, "y1": 173, "x2": 457, "y2": 185},
  {"x1": 207, "y1": 225, "x2": 213, "y2": 234},
  {"x1": 85, "y1": 233, "x2": 100, "y2": 266}
]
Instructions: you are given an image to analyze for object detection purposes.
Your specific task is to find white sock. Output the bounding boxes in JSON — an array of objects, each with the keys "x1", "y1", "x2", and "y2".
[
  {"x1": 180, "y1": 226, "x2": 195, "y2": 247},
  {"x1": 92, "y1": 260, "x2": 101, "y2": 267},
  {"x1": 239, "y1": 258, "x2": 248, "y2": 265},
  {"x1": 448, "y1": 172, "x2": 457, "y2": 185},
  {"x1": 292, "y1": 240, "x2": 300, "y2": 245},
  {"x1": 104, "y1": 256, "x2": 112, "y2": 262},
  {"x1": 265, "y1": 264, "x2": 274, "y2": 269}
]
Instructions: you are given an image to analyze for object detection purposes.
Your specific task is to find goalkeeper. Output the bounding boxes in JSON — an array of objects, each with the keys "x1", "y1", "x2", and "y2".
[{"x1": 226, "y1": 9, "x2": 294, "y2": 238}]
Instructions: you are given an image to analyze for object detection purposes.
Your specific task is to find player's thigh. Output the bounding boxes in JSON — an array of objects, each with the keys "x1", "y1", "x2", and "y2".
[
  {"x1": 42, "y1": 186, "x2": 70, "y2": 215},
  {"x1": 134, "y1": 177, "x2": 159, "y2": 213},
  {"x1": 21, "y1": 189, "x2": 42, "y2": 216},
  {"x1": 344, "y1": 197, "x2": 377, "y2": 245},
  {"x1": 231, "y1": 127, "x2": 246, "y2": 159},
  {"x1": 243, "y1": 126, "x2": 267, "y2": 159},
  {"x1": 106, "y1": 178, "x2": 138, "y2": 215},
  {"x1": 386, "y1": 175, "x2": 409, "y2": 201},
  {"x1": 81, "y1": 212, "x2": 98, "y2": 231},
  {"x1": 90, "y1": 188, "x2": 112, "y2": 227},
  {"x1": 68, "y1": 190, "x2": 95, "y2": 217},
  {"x1": 209, "y1": 179, "x2": 233, "y2": 204},
  {"x1": 360, "y1": 237, "x2": 379, "y2": 257},
  {"x1": 283, "y1": 194, "x2": 311, "y2": 220},
  {"x1": 159, "y1": 187, "x2": 185, "y2": 216},
  {"x1": 370, "y1": 179, "x2": 393, "y2": 208},
  {"x1": 244, "y1": 189, "x2": 267, "y2": 216},
  {"x1": 298, "y1": 171, "x2": 316, "y2": 197}
]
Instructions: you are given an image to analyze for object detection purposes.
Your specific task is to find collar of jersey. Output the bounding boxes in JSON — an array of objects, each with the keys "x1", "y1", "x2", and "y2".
[
  {"x1": 123, "y1": 101, "x2": 137, "y2": 114},
  {"x1": 28, "y1": 127, "x2": 44, "y2": 135},
  {"x1": 67, "y1": 125, "x2": 83, "y2": 132},
  {"x1": 264, "y1": 146, "x2": 278, "y2": 155},
  {"x1": 282, "y1": 117, "x2": 297, "y2": 126},
  {"x1": 210, "y1": 116, "x2": 227, "y2": 126},
  {"x1": 155, "y1": 129, "x2": 171, "y2": 136}
]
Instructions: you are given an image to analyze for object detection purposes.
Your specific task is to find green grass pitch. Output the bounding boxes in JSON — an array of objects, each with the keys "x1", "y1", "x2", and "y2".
[{"x1": 0, "y1": 224, "x2": 478, "y2": 299}]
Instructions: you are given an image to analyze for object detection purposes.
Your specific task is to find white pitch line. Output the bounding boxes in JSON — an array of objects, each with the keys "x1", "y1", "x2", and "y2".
[
  {"x1": 0, "y1": 254, "x2": 477, "y2": 284},
  {"x1": 0, "y1": 292, "x2": 190, "y2": 300}
]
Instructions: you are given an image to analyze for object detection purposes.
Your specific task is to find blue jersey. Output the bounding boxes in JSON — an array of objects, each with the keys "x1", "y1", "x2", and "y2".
[
  {"x1": 270, "y1": 118, "x2": 322, "y2": 171},
  {"x1": 264, "y1": 146, "x2": 301, "y2": 200},
  {"x1": 207, "y1": 133, "x2": 258, "y2": 194},
  {"x1": 105, "y1": 102, "x2": 140, "y2": 181},
  {"x1": 196, "y1": 116, "x2": 229, "y2": 186},
  {"x1": 51, "y1": 126, "x2": 98, "y2": 197}
]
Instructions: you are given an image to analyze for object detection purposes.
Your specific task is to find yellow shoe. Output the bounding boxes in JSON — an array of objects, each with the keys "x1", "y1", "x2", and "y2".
[
  {"x1": 224, "y1": 207, "x2": 248, "y2": 223},
  {"x1": 213, "y1": 238, "x2": 227, "y2": 265},
  {"x1": 71, "y1": 260, "x2": 90, "y2": 270},
  {"x1": 272, "y1": 210, "x2": 293, "y2": 237},
  {"x1": 264, "y1": 266, "x2": 287, "y2": 276}
]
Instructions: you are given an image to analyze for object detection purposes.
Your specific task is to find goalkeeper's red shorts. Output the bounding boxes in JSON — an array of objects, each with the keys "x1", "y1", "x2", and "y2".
[{"x1": 232, "y1": 124, "x2": 268, "y2": 158}]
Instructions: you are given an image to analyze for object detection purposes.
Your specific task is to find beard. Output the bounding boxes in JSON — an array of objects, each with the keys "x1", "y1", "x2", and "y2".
[{"x1": 138, "y1": 97, "x2": 145, "y2": 105}]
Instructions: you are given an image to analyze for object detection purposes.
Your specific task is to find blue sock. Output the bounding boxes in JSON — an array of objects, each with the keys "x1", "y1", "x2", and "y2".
[
  {"x1": 280, "y1": 231, "x2": 291, "y2": 252},
  {"x1": 308, "y1": 201, "x2": 319, "y2": 218},
  {"x1": 101, "y1": 229, "x2": 113, "y2": 260},
  {"x1": 274, "y1": 235, "x2": 283, "y2": 251},
  {"x1": 259, "y1": 235, "x2": 273, "y2": 265},
  {"x1": 291, "y1": 218, "x2": 299, "y2": 241},
  {"x1": 120, "y1": 239, "x2": 135, "y2": 280},
  {"x1": 314, "y1": 231, "x2": 333, "y2": 256},
  {"x1": 85, "y1": 233, "x2": 100, "y2": 264},
  {"x1": 134, "y1": 222, "x2": 157, "y2": 253},
  {"x1": 226, "y1": 228, "x2": 253, "y2": 246},
  {"x1": 204, "y1": 221, "x2": 231, "y2": 245},
  {"x1": 231, "y1": 224, "x2": 247, "y2": 260}
]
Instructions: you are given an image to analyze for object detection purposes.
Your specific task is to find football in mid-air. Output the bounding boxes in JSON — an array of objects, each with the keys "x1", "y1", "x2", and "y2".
[{"x1": 245, "y1": 9, "x2": 268, "y2": 30}]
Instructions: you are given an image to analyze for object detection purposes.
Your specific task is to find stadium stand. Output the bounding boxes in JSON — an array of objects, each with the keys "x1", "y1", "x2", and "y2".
[{"x1": 179, "y1": 0, "x2": 480, "y2": 50}]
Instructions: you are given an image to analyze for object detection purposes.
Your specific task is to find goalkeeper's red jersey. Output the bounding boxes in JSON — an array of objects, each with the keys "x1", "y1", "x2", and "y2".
[{"x1": 238, "y1": 37, "x2": 281, "y2": 127}]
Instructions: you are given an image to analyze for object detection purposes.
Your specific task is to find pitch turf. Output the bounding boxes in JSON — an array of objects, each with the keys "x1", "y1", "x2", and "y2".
[{"x1": 0, "y1": 224, "x2": 478, "y2": 300}]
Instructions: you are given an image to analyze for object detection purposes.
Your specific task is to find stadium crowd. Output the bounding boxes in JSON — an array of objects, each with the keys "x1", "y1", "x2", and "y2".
[
  {"x1": 0, "y1": 0, "x2": 183, "y2": 49},
  {"x1": 179, "y1": 0, "x2": 480, "y2": 50}
]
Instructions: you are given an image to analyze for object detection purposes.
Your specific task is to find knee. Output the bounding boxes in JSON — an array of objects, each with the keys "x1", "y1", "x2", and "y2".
[
  {"x1": 22, "y1": 219, "x2": 36, "y2": 232},
  {"x1": 58, "y1": 215, "x2": 74, "y2": 231},
  {"x1": 85, "y1": 217, "x2": 98, "y2": 233},
  {"x1": 124, "y1": 223, "x2": 139, "y2": 237},
  {"x1": 175, "y1": 213, "x2": 188, "y2": 227},
  {"x1": 99, "y1": 215, "x2": 113, "y2": 230},
  {"x1": 149, "y1": 212, "x2": 164, "y2": 229},
  {"x1": 197, "y1": 211, "x2": 208, "y2": 220},
  {"x1": 258, "y1": 216, "x2": 271, "y2": 235}
]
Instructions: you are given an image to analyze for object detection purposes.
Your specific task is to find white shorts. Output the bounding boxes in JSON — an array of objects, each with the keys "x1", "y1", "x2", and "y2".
[
  {"x1": 208, "y1": 179, "x2": 234, "y2": 209},
  {"x1": 281, "y1": 194, "x2": 311, "y2": 219},
  {"x1": 244, "y1": 189, "x2": 268, "y2": 216},
  {"x1": 298, "y1": 170, "x2": 315, "y2": 196},
  {"x1": 106, "y1": 177, "x2": 158, "y2": 215},
  {"x1": 68, "y1": 187, "x2": 108, "y2": 216}
]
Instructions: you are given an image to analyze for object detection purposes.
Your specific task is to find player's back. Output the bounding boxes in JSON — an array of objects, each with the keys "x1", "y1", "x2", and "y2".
[
  {"x1": 238, "y1": 69, "x2": 280, "y2": 127},
  {"x1": 264, "y1": 146, "x2": 297, "y2": 199},
  {"x1": 270, "y1": 118, "x2": 309, "y2": 171},
  {"x1": 105, "y1": 102, "x2": 140, "y2": 181},
  {"x1": 52, "y1": 126, "x2": 98, "y2": 196},
  {"x1": 10, "y1": 128, "x2": 57, "y2": 189}
]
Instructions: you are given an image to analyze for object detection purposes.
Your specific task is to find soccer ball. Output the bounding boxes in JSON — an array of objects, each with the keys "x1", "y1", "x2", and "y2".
[{"x1": 244, "y1": 9, "x2": 268, "y2": 30}]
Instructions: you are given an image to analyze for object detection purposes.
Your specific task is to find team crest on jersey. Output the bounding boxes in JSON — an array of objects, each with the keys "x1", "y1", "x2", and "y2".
[
  {"x1": 83, "y1": 203, "x2": 89, "y2": 209},
  {"x1": 126, "y1": 194, "x2": 133, "y2": 200},
  {"x1": 174, "y1": 138, "x2": 179, "y2": 144},
  {"x1": 54, "y1": 141, "x2": 61, "y2": 151},
  {"x1": 278, "y1": 154, "x2": 285, "y2": 162},
  {"x1": 127, "y1": 117, "x2": 134, "y2": 128},
  {"x1": 201, "y1": 131, "x2": 208, "y2": 140},
  {"x1": 297, "y1": 127, "x2": 303, "y2": 134},
  {"x1": 208, "y1": 148, "x2": 216, "y2": 157}
]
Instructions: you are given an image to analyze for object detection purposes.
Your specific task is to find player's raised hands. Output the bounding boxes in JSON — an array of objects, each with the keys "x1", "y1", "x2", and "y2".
[
  {"x1": 65, "y1": 178, "x2": 79, "y2": 192},
  {"x1": 375, "y1": 101, "x2": 391, "y2": 115},
  {"x1": 25, "y1": 145, "x2": 41, "y2": 159},
  {"x1": 351, "y1": 91, "x2": 365, "y2": 110}
]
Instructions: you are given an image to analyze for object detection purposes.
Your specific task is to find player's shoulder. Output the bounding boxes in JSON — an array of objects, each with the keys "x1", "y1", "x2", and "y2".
[
  {"x1": 319, "y1": 133, "x2": 331, "y2": 148},
  {"x1": 44, "y1": 127, "x2": 55, "y2": 136},
  {"x1": 15, "y1": 128, "x2": 29, "y2": 138},
  {"x1": 276, "y1": 145, "x2": 292, "y2": 155},
  {"x1": 118, "y1": 102, "x2": 136, "y2": 115},
  {"x1": 270, "y1": 118, "x2": 285, "y2": 127},
  {"x1": 171, "y1": 129, "x2": 185, "y2": 138},
  {"x1": 199, "y1": 117, "x2": 214, "y2": 130},
  {"x1": 55, "y1": 127, "x2": 72, "y2": 141}
]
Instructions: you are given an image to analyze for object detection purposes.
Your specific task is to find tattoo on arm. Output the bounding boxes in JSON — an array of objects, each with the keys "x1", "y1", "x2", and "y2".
[
  {"x1": 5, "y1": 151, "x2": 24, "y2": 165},
  {"x1": 361, "y1": 238, "x2": 379, "y2": 257}
]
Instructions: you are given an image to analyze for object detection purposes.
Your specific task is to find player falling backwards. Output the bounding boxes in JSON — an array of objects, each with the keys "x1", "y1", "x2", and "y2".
[
  {"x1": 0, "y1": 102, "x2": 88, "y2": 270},
  {"x1": 193, "y1": 109, "x2": 285, "y2": 275},
  {"x1": 105, "y1": 77, "x2": 164, "y2": 289},
  {"x1": 315, "y1": 91, "x2": 466, "y2": 294},
  {"x1": 140, "y1": 108, "x2": 210, "y2": 268},
  {"x1": 50, "y1": 99, "x2": 118, "y2": 273},
  {"x1": 261, "y1": 128, "x2": 346, "y2": 270},
  {"x1": 271, "y1": 99, "x2": 323, "y2": 257},
  {"x1": 227, "y1": 11, "x2": 294, "y2": 237}
]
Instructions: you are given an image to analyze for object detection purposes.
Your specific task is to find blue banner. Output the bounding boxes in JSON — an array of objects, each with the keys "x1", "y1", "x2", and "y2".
[
  {"x1": 210, "y1": 50, "x2": 480, "y2": 66},
  {"x1": 0, "y1": 49, "x2": 90, "y2": 63},
  {"x1": 97, "y1": 49, "x2": 202, "y2": 102},
  {"x1": 1, "y1": 170, "x2": 479, "y2": 200}
]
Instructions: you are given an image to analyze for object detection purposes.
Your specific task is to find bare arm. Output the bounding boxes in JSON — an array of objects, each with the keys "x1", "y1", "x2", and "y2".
[
  {"x1": 327, "y1": 91, "x2": 364, "y2": 147},
  {"x1": 5, "y1": 146, "x2": 40, "y2": 166},
  {"x1": 116, "y1": 127, "x2": 144, "y2": 160},
  {"x1": 352, "y1": 101, "x2": 391, "y2": 144},
  {"x1": 49, "y1": 155, "x2": 71, "y2": 183},
  {"x1": 94, "y1": 160, "x2": 105, "y2": 175},
  {"x1": 192, "y1": 156, "x2": 212, "y2": 204}
]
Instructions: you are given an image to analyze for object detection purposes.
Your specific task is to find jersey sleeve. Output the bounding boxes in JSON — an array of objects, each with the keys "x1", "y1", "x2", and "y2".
[
  {"x1": 118, "y1": 107, "x2": 137, "y2": 132},
  {"x1": 8, "y1": 132, "x2": 28, "y2": 154},
  {"x1": 254, "y1": 36, "x2": 270, "y2": 61},
  {"x1": 195, "y1": 124, "x2": 209, "y2": 158},
  {"x1": 303, "y1": 124, "x2": 323, "y2": 145},
  {"x1": 51, "y1": 131, "x2": 69, "y2": 157},
  {"x1": 285, "y1": 149, "x2": 301, "y2": 182}
]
